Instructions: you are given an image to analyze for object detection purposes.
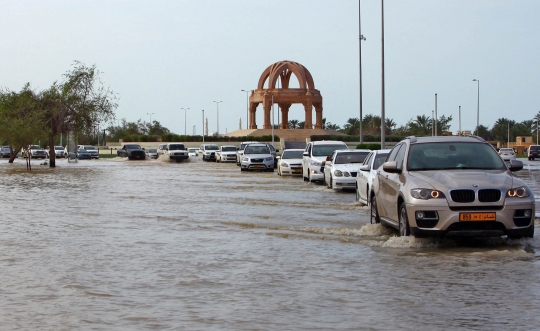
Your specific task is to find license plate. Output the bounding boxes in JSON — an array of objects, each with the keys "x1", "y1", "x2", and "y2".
[
  {"x1": 253, "y1": 165, "x2": 264, "y2": 168},
  {"x1": 136, "y1": 156, "x2": 140, "y2": 159},
  {"x1": 459, "y1": 212, "x2": 496, "y2": 221},
  {"x1": 294, "y1": 169, "x2": 301, "y2": 173}
]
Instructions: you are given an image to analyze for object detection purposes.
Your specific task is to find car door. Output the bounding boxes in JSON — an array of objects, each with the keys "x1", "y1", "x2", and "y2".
[
  {"x1": 377, "y1": 144, "x2": 403, "y2": 219},
  {"x1": 357, "y1": 152, "x2": 373, "y2": 202},
  {"x1": 378, "y1": 144, "x2": 407, "y2": 222}
]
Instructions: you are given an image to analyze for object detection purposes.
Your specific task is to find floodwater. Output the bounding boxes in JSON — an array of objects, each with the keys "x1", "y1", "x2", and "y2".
[{"x1": 0, "y1": 157, "x2": 539, "y2": 331}]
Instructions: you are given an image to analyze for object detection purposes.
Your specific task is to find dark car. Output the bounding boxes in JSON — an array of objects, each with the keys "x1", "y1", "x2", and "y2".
[
  {"x1": 1, "y1": 146, "x2": 17, "y2": 158},
  {"x1": 528, "y1": 145, "x2": 540, "y2": 160},
  {"x1": 76, "y1": 148, "x2": 92, "y2": 160},
  {"x1": 117, "y1": 144, "x2": 146, "y2": 160}
]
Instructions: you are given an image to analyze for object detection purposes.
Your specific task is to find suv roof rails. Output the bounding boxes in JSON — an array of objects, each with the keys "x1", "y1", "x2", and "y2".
[
  {"x1": 405, "y1": 136, "x2": 417, "y2": 143},
  {"x1": 469, "y1": 135, "x2": 486, "y2": 142}
]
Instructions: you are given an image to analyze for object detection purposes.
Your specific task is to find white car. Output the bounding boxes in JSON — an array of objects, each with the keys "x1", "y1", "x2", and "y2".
[
  {"x1": 53, "y1": 146, "x2": 66, "y2": 158},
  {"x1": 165, "y1": 143, "x2": 189, "y2": 162},
  {"x1": 216, "y1": 145, "x2": 238, "y2": 163},
  {"x1": 302, "y1": 140, "x2": 348, "y2": 182},
  {"x1": 236, "y1": 141, "x2": 260, "y2": 166},
  {"x1": 199, "y1": 144, "x2": 220, "y2": 161},
  {"x1": 498, "y1": 148, "x2": 516, "y2": 161},
  {"x1": 240, "y1": 143, "x2": 274, "y2": 172},
  {"x1": 27, "y1": 145, "x2": 48, "y2": 159},
  {"x1": 277, "y1": 149, "x2": 304, "y2": 176},
  {"x1": 323, "y1": 149, "x2": 371, "y2": 190},
  {"x1": 355, "y1": 149, "x2": 391, "y2": 205},
  {"x1": 188, "y1": 148, "x2": 199, "y2": 157},
  {"x1": 146, "y1": 148, "x2": 158, "y2": 159}
]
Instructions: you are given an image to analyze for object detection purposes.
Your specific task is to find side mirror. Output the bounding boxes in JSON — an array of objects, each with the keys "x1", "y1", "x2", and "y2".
[
  {"x1": 359, "y1": 164, "x2": 371, "y2": 171},
  {"x1": 508, "y1": 159, "x2": 523, "y2": 172},
  {"x1": 275, "y1": 149, "x2": 279, "y2": 152},
  {"x1": 382, "y1": 161, "x2": 401, "y2": 173}
]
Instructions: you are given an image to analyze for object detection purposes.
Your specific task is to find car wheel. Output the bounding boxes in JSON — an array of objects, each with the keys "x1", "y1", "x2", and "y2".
[
  {"x1": 329, "y1": 176, "x2": 333, "y2": 188},
  {"x1": 399, "y1": 202, "x2": 411, "y2": 236},
  {"x1": 240, "y1": 167, "x2": 245, "y2": 172},
  {"x1": 370, "y1": 195, "x2": 380, "y2": 224},
  {"x1": 277, "y1": 167, "x2": 281, "y2": 176}
]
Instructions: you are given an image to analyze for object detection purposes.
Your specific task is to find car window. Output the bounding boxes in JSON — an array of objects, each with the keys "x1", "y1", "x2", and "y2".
[
  {"x1": 312, "y1": 144, "x2": 348, "y2": 157},
  {"x1": 407, "y1": 142, "x2": 506, "y2": 170},
  {"x1": 531, "y1": 145, "x2": 540, "y2": 151},
  {"x1": 334, "y1": 152, "x2": 369, "y2": 164},
  {"x1": 169, "y1": 144, "x2": 185, "y2": 150},
  {"x1": 387, "y1": 143, "x2": 403, "y2": 162},
  {"x1": 373, "y1": 152, "x2": 389, "y2": 170},
  {"x1": 222, "y1": 147, "x2": 236, "y2": 152},
  {"x1": 394, "y1": 145, "x2": 407, "y2": 169},
  {"x1": 282, "y1": 150, "x2": 304, "y2": 159},
  {"x1": 362, "y1": 152, "x2": 373, "y2": 166}
]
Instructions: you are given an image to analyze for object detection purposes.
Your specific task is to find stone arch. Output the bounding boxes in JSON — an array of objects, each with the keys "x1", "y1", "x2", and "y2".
[{"x1": 249, "y1": 60, "x2": 323, "y2": 129}]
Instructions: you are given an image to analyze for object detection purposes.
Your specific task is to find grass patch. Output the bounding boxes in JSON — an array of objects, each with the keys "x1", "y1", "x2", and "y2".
[{"x1": 99, "y1": 154, "x2": 117, "y2": 159}]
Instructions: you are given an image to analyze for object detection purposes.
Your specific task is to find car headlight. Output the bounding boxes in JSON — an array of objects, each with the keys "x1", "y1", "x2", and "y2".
[
  {"x1": 242, "y1": 157, "x2": 249, "y2": 162},
  {"x1": 410, "y1": 188, "x2": 446, "y2": 200},
  {"x1": 281, "y1": 161, "x2": 290, "y2": 167},
  {"x1": 343, "y1": 171, "x2": 350, "y2": 177},
  {"x1": 506, "y1": 186, "x2": 531, "y2": 198},
  {"x1": 311, "y1": 160, "x2": 321, "y2": 166},
  {"x1": 333, "y1": 170, "x2": 343, "y2": 177},
  {"x1": 265, "y1": 157, "x2": 273, "y2": 161}
]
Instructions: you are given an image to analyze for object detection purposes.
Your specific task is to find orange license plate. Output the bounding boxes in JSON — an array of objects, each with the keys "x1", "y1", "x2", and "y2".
[
  {"x1": 294, "y1": 169, "x2": 302, "y2": 173},
  {"x1": 253, "y1": 165, "x2": 264, "y2": 168},
  {"x1": 459, "y1": 213, "x2": 496, "y2": 221}
]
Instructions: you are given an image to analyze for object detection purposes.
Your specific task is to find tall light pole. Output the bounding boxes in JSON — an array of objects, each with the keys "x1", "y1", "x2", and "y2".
[
  {"x1": 380, "y1": 0, "x2": 386, "y2": 149},
  {"x1": 458, "y1": 106, "x2": 461, "y2": 136},
  {"x1": 181, "y1": 108, "x2": 190, "y2": 136},
  {"x1": 359, "y1": 0, "x2": 366, "y2": 143},
  {"x1": 147, "y1": 112, "x2": 154, "y2": 124},
  {"x1": 271, "y1": 94, "x2": 275, "y2": 146},
  {"x1": 202, "y1": 110, "x2": 205, "y2": 142},
  {"x1": 432, "y1": 110, "x2": 434, "y2": 136},
  {"x1": 434, "y1": 93, "x2": 438, "y2": 136},
  {"x1": 193, "y1": 125, "x2": 196, "y2": 136},
  {"x1": 473, "y1": 79, "x2": 480, "y2": 136},
  {"x1": 213, "y1": 101, "x2": 223, "y2": 136},
  {"x1": 241, "y1": 90, "x2": 250, "y2": 129}
]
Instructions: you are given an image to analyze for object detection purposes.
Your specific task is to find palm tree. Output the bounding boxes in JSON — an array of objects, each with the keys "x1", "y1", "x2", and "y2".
[
  {"x1": 288, "y1": 119, "x2": 299, "y2": 129},
  {"x1": 343, "y1": 117, "x2": 360, "y2": 135}
]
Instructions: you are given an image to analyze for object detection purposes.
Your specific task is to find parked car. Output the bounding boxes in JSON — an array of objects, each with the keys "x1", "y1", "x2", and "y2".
[
  {"x1": 165, "y1": 143, "x2": 189, "y2": 162},
  {"x1": 236, "y1": 141, "x2": 260, "y2": 166},
  {"x1": 302, "y1": 140, "x2": 348, "y2": 182},
  {"x1": 53, "y1": 146, "x2": 66, "y2": 158},
  {"x1": 188, "y1": 148, "x2": 199, "y2": 157},
  {"x1": 323, "y1": 149, "x2": 371, "y2": 190},
  {"x1": 277, "y1": 149, "x2": 304, "y2": 176},
  {"x1": 117, "y1": 144, "x2": 146, "y2": 160},
  {"x1": 146, "y1": 148, "x2": 158, "y2": 159},
  {"x1": 216, "y1": 145, "x2": 238, "y2": 163},
  {"x1": 528, "y1": 145, "x2": 540, "y2": 160},
  {"x1": 370, "y1": 136, "x2": 534, "y2": 238},
  {"x1": 78, "y1": 145, "x2": 99, "y2": 159},
  {"x1": 355, "y1": 149, "x2": 391, "y2": 205},
  {"x1": 157, "y1": 144, "x2": 167, "y2": 157},
  {"x1": 240, "y1": 143, "x2": 274, "y2": 172},
  {"x1": 28, "y1": 145, "x2": 48, "y2": 159},
  {"x1": 1, "y1": 146, "x2": 16, "y2": 158},
  {"x1": 76, "y1": 148, "x2": 92, "y2": 160},
  {"x1": 498, "y1": 148, "x2": 516, "y2": 161},
  {"x1": 199, "y1": 144, "x2": 220, "y2": 161}
]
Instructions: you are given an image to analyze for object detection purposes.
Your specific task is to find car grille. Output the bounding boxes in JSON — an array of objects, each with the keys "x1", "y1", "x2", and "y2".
[
  {"x1": 350, "y1": 172, "x2": 357, "y2": 177},
  {"x1": 450, "y1": 189, "x2": 475, "y2": 203},
  {"x1": 251, "y1": 158, "x2": 263, "y2": 163},
  {"x1": 478, "y1": 189, "x2": 501, "y2": 202},
  {"x1": 449, "y1": 206, "x2": 504, "y2": 211}
]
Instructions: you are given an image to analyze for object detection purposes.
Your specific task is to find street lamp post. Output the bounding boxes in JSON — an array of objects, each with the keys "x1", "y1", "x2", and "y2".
[
  {"x1": 271, "y1": 94, "x2": 275, "y2": 146},
  {"x1": 147, "y1": 112, "x2": 154, "y2": 124},
  {"x1": 241, "y1": 90, "x2": 250, "y2": 129},
  {"x1": 434, "y1": 93, "x2": 437, "y2": 136},
  {"x1": 213, "y1": 101, "x2": 223, "y2": 136},
  {"x1": 380, "y1": 0, "x2": 386, "y2": 149},
  {"x1": 193, "y1": 125, "x2": 196, "y2": 136},
  {"x1": 359, "y1": 0, "x2": 366, "y2": 143},
  {"x1": 181, "y1": 108, "x2": 190, "y2": 135},
  {"x1": 473, "y1": 79, "x2": 480, "y2": 135}
]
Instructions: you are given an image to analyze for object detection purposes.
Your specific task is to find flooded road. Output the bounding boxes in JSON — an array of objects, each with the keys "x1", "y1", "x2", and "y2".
[{"x1": 1, "y1": 157, "x2": 539, "y2": 330}]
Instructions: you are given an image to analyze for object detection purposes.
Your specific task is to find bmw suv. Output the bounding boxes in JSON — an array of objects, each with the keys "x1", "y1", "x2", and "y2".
[{"x1": 371, "y1": 136, "x2": 534, "y2": 239}]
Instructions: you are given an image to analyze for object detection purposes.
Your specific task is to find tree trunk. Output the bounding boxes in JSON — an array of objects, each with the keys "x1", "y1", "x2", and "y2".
[
  {"x1": 8, "y1": 146, "x2": 22, "y2": 164},
  {"x1": 49, "y1": 136, "x2": 56, "y2": 167}
]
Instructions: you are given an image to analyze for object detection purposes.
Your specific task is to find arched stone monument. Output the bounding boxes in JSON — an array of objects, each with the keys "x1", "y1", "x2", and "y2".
[{"x1": 248, "y1": 60, "x2": 323, "y2": 129}]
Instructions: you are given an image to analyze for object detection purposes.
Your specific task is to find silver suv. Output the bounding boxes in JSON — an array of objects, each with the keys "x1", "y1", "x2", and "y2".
[{"x1": 371, "y1": 136, "x2": 534, "y2": 239}]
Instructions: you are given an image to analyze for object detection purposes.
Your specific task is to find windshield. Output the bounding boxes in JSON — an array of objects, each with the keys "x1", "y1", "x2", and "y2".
[
  {"x1": 77, "y1": 149, "x2": 87, "y2": 153},
  {"x1": 334, "y1": 151, "x2": 369, "y2": 164},
  {"x1": 373, "y1": 153, "x2": 389, "y2": 170},
  {"x1": 84, "y1": 146, "x2": 96, "y2": 150},
  {"x1": 55, "y1": 146, "x2": 64, "y2": 150},
  {"x1": 205, "y1": 145, "x2": 219, "y2": 150},
  {"x1": 126, "y1": 145, "x2": 141, "y2": 149},
  {"x1": 282, "y1": 150, "x2": 304, "y2": 159},
  {"x1": 407, "y1": 142, "x2": 506, "y2": 171},
  {"x1": 188, "y1": 148, "x2": 198, "y2": 152},
  {"x1": 245, "y1": 146, "x2": 270, "y2": 155},
  {"x1": 169, "y1": 144, "x2": 186, "y2": 150},
  {"x1": 499, "y1": 149, "x2": 513, "y2": 152},
  {"x1": 222, "y1": 146, "x2": 236, "y2": 152},
  {"x1": 312, "y1": 144, "x2": 348, "y2": 157},
  {"x1": 147, "y1": 149, "x2": 157, "y2": 153}
]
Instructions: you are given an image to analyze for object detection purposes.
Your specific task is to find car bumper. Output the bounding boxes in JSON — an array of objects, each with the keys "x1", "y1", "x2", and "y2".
[
  {"x1": 241, "y1": 161, "x2": 274, "y2": 170},
  {"x1": 309, "y1": 166, "x2": 324, "y2": 181},
  {"x1": 332, "y1": 177, "x2": 357, "y2": 189},
  {"x1": 280, "y1": 166, "x2": 302, "y2": 176},
  {"x1": 405, "y1": 200, "x2": 535, "y2": 237}
]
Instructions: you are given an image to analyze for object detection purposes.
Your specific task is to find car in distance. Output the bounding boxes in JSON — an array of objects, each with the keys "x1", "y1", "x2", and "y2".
[
  {"x1": 53, "y1": 146, "x2": 66, "y2": 158},
  {"x1": 498, "y1": 148, "x2": 516, "y2": 161},
  {"x1": 216, "y1": 145, "x2": 238, "y2": 163},
  {"x1": 323, "y1": 149, "x2": 370, "y2": 190},
  {"x1": 146, "y1": 148, "x2": 158, "y2": 159},
  {"x1": 28, "y1": 145, "x2": 48, "y2": 159},
  {"x1": 165, "y1": 143, "x2": 189, "y2": 162},
  {"x1": 302, "y1": 140, "x2": 348, "y2": 182},
  {"x1": 76, "y1": 148, "x2": 92, "y2": 160},
  {"x1": 82, "y1": 145, "x2": 99, "y2": 159},
  {"x1": 188, "y1": 148, "x2": 199, "y2": 157},
  {"x1": 528, "y1": 145, "x2": 540, "y2": 160},
  {"x1": 370, "y1": 136, "x2": 534, "y2": 239},
  {"x1": 117, "y1": 144, "x2": 146, "y2": 160},
  {"x1": 236, "y1": 141, "x2": 260, "y2": 166},
  {"x1": 199, "y1": 144, "x2": 220, "y2": 161},
  {"x1": 356, "y1": 149, "x2": 391, "y2": 205},
  {"x1": 1, "y1": 146, "x2": 17, "y2": 158},
  {"x1": 277, "y1": 149, "x2": 304, "y2": 176},
  {"x1": 240, "y1": 143, "x2": 274, "y2": 172}
]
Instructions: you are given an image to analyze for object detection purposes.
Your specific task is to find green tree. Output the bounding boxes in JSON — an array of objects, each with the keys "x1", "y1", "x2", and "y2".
[
  {"x1": 43, "y1": 62, "x2": 118, "y2": 167},
  {"x1": 288, "y1": 119, "x2": 299, "y2": 129},
  {"x1": 0, "y1": 84, "x2": 48, "y2": 167}
]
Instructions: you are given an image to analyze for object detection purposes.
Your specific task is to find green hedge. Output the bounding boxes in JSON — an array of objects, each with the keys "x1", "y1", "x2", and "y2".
[
  {"x1": 356, "y1": 143, "x2": 382, "y2": 150},
  {"x1": 310, "y1": 134, "x2": 404, "y2": 142}
]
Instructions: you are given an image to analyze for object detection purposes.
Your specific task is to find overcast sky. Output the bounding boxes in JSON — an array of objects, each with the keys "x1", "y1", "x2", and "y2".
[{"x1": 1, "y1": 0, "x2": 539, "y2": 136}]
